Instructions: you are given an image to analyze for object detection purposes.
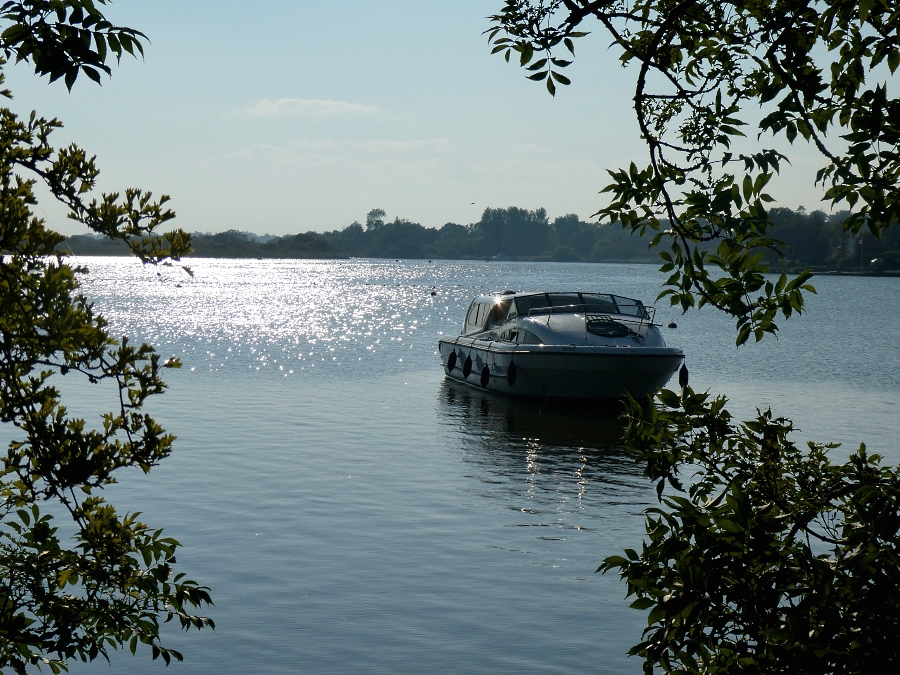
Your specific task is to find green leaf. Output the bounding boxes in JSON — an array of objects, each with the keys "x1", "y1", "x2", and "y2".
[
  {"x1": 859, "y1": 0, "x2": 873, "y2": 22},
  {"x1": 785, "y1": 122, "x2": 797, "y2": 143},
  {"x1": 888, "y1": 49, "x2": 900, "y2": 74},
  {"x1": 519, "y1": 42, "x2": 534, "y2": 67},
  {"x1": 717, "y1": 519, "x2": 743, "y2": 533},
  {"x1": 742, "y1": 174, "x2": 753, "y2": 201},
  {"x1": 657, "y1": 389, "x2": 682, "y2": 408},
  {"x1": 630, "y1": 597, "x2": 656, "y2": 610}
]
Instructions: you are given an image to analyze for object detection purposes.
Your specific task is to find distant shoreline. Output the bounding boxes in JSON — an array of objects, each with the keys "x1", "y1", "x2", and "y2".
[
  {"x1": 58, "y1": 251, "x2": 660, "y2": 264},
  {"x1": 57, "y1": 204, "x2": 900, "y2": 271}
]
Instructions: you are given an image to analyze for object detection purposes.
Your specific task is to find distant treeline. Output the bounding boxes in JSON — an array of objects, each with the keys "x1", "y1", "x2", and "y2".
[
  {"x1": 319, "y1": 207, "x2": 658, "y2": 262},
  {"x1": 63, "y1": 230, "x2": 342, "y2": 259},
  {"x1": 61, "y1": 206, "x2": 900, "y2": 270}
]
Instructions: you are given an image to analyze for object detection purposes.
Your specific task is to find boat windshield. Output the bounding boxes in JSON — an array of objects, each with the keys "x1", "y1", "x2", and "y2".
[
  {"x1": 515, "y1": 292, "x2": 640, "y2": 316},
  {"x1": 516, "y1": 293, "x2": 619, "y2": 316},
  {"x1": 610, "y1": 295, "x2": 651, "y2": 319}
]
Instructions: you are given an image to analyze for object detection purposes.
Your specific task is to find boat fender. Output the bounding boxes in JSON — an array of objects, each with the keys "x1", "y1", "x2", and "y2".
[
  {"x1": 668, "y1": 322, "x2": 677, "y2": 328},
  {"x1": 679, "y1": 363, "x2": 689, "y2": 389},
  {"x1": 447, "y1": 351, "x2": 457, "y2": 372},
  {"x1": 507, "y1": 360, "x2": 517, "y2": 387},
  {"x1": 462, "y1": 355, "x2": 473, "y2": 378},
  {"x1": 480, "y1": 365, "x2": 491, "y2": 388}
]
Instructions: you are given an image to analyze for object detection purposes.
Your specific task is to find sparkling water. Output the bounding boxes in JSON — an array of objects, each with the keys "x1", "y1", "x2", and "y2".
[{"x1": 7, "y1": 258, "x2": 900, "y2": 674}]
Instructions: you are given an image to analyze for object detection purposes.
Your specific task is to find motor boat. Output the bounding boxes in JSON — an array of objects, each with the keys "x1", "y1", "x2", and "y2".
[{"x1": 438, "y1": 291, "x2": 684, "y2": 400}]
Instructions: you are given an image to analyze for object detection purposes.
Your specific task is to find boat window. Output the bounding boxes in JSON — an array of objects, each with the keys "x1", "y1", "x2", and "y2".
[
  {"x1": 515, "y1": 294, "x2": 551, "y2": 316},
  {"x1": 548, "y1": 293, "x2": 582, "y2": 309},
  {"x1": 611, "y1": 295, "x2": 650, "y2": 318},
  {"x1": 463, "y1": 300, "x2": 510, "y2": 335},
  {"x1": 466, "y1": 303, "x2": 479, "y2": 325},
  {"x1": 474, "y1": 303, "x2": 486, "y2": 327},
  {"x1": 464, "y1": 301, "x2": 490, "y2": 335},
  {"x1": 486, "y1": 300, "x2": 511, "y2": 328},
  {"x1": 516, "y1": 293, "x2": 619, "y2": 315},
  {"x1": 579, "y1": 293, "x2": 618, "y2": 314}
]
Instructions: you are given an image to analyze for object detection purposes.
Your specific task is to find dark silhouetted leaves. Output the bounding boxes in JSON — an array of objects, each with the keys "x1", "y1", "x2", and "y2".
[
  {"x1": 598, "y1": 389, "x2": 900, "y2": 673},
  {"x1": 0, "y1": 3, "x2": 211, "y2": 673},
  {"x1": 488, "y1": 0, "x2": 899, "y2": 345}
]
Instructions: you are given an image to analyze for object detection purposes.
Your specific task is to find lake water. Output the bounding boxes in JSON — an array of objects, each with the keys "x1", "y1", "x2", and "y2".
[{"x1": 8, "y1": 258, "x2": 900, "y2": 674}]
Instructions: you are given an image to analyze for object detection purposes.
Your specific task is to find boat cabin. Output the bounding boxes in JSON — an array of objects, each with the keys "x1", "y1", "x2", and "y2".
[{"x1": 462, "y1": 291, "x2": 651, "y2": 336}]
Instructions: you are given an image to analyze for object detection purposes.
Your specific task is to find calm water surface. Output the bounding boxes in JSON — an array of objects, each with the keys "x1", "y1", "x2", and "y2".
[{"x1": 14, "y1": 259, "x2": 900, "y2": 674}]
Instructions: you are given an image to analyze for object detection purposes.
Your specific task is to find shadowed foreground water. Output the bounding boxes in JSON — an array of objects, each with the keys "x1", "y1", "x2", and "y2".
[{"x1": 5, "y1": 258, "x2": 899, "y2": 674}]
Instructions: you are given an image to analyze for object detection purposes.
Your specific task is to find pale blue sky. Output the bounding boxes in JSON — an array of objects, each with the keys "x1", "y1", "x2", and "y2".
[{"x1": 5, "y1": 0, "x2": 827, "y2": 236}]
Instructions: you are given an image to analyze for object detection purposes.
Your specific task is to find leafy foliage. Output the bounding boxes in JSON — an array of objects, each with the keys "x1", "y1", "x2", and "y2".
[
  {"x1": 486, "y1": 4, "x2": 900, "y2": 671},
  {"x1": 601, "y1": 389, "x2": 900, "y2": 674},
  {"x1": 487, "y1": 0, "x2": 899, "y2": 344},
  {"x1": 0, "y1": 2, "x2": 211, "y2": 672},
  {"x1": 0, "y1": 66, "x2": 211, "y2": 672},
  {"x1": 0, "y1": 0, "x2": 145, "y2": 88}
]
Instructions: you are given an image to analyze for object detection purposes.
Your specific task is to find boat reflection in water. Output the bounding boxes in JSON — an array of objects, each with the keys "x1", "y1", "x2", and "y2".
[{"x1": 436, "y1": 378, "x2": 647, "y2": 504}]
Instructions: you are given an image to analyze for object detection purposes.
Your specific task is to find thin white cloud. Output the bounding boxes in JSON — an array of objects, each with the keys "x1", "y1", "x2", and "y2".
[
  {"x1": 292, "y1": 138, "x2": 452, "y2": 153},
  {"x1": 247, "y1": 98, "x2": 380, "y2": 116}
]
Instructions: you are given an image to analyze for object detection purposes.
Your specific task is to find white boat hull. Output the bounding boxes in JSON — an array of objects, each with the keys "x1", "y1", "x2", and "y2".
[{"x1": 438, "y1": 338, "x2": 683, "y2": 400}]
